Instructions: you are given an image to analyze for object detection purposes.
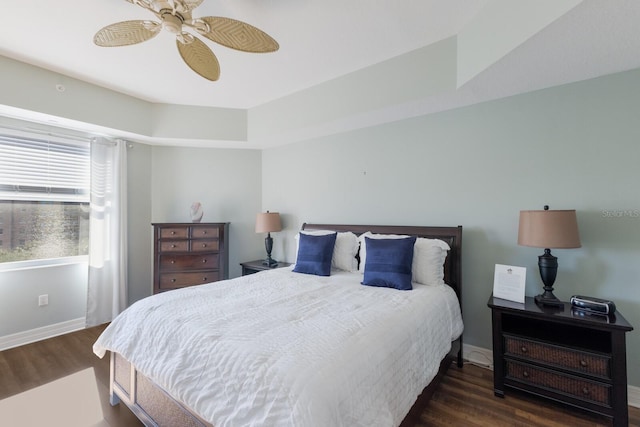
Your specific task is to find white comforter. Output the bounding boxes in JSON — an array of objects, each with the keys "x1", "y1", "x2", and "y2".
[{"x1": 94, "y1": 268, "x2": 463, "y2": 427}]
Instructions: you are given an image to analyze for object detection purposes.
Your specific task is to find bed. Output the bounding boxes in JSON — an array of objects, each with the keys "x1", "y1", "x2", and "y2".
[{"x1": 94, "y1": 223, "x2": 463, "y2": 426}]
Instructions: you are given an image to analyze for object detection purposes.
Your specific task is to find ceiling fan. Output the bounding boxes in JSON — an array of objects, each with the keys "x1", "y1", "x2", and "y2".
[{"x1": 93, "y1": 0, "x2": 279, "y2": 81}]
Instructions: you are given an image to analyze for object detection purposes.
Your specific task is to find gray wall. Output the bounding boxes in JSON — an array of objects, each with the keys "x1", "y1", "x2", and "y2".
[
  {"x1": 126, "y1": 141, "x2": 153, "y2": 305},
  {"x1": 262, "y1": 68, "x2": 640, "y2": 386},
  {"x1": 0, "y1": 262, "x2": 87, "y2": 336},
  {"x1": 150, "y1": 146, "x2": 264, "y2": 279}
]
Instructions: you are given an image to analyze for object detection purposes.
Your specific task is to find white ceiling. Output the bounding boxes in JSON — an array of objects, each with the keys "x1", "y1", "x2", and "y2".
[
  {"x1": 0, "y1": 0, "x2": 487, "y2": 109},
  {"x1": 1, "y1": 0, "x2": 640, "y2": 147}
]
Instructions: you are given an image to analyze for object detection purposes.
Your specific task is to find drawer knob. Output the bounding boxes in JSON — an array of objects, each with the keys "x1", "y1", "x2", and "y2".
[
  {"x1": 202, "y1": 231, "x2": 207, "y2": 235},
  {"x1": 170, "y1": 278, "x2": 176, "y2": 283},
  {"x1": 170, "y1": 231, "x2": 175, "y2": 235},
  {"x1": 171, "y1": 244, "x2": 176, "y2": 248},
  {"x1": 202, "y1": 243, "x2": 207, "y2": 248},
  {"x1": 202, "y1": 277, "x2": 207, "y2": 281},
  {"x1": 170, "y1": 260, "x2": 175, "y2": 264},
  {"x1": 522, "y1": 371, "x2": 529, "y2": 378},
  {"x1": 582, "y1": 387, "x2": 590, "y2": 395},
  {"x1": 520, "y1": 346, "x2": 528, "y2": 354},
  {"x1": 580, "y1": 360, "x2": 588, "y2": 368},
  {"x1": 202, "y1": 259, "x2": 207, "y2": 263}
]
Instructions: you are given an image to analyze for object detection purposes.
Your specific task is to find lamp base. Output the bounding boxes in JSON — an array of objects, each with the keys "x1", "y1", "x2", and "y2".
[
  {"x1": 534, "y1": 292, "x2": 564, "y2": 307},
  {"x1": 262, "y1": 257, "x2": 278, "y2": 267},
  {"x1": 262, "y1": 233, "x2": 278, "y2": 267},
  {"x1": 535, "y1": 248, "x2": 564, "y2": 308}
]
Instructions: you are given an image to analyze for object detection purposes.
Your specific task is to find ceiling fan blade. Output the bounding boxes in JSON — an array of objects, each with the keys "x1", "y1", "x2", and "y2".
[
  {"x1": 174, "y1": 0, "x2": 204, "y2": 13},
  {"x1": 198, "y1": 17, "x2": 279, "y2": 53},
  {"x1": 127, "y1": 0, "x2": 161, "y2": 19},
  {"x1": 94, "y1": 20, "x2": 161, "y2": 47},
  {"x1": 176, "y1": 35, "x2": 220, "y2": 81}
]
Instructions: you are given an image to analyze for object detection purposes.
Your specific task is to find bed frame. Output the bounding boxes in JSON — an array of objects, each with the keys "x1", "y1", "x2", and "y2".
[{"x1": 108, "y1": 224, "x2": 463, "y2": 427}]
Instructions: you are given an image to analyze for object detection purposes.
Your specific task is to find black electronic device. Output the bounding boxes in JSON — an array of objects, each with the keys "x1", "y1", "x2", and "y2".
[{"x1": 570, "y1": 295, "x2": 616, "y2": 315}]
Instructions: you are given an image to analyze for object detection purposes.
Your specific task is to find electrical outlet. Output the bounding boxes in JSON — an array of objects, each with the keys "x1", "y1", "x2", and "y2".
[{"x1": 38, "y1": 294, "x2": 48, "y2": 307}]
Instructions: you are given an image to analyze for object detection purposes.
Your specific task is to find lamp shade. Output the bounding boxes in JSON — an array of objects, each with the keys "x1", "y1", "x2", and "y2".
[
  {"x1": 518, "y1": 209, "x2": 581, "y2": 249},
  {"x1": 255, "y1": 212, "x2": 282, "y2": 233}
]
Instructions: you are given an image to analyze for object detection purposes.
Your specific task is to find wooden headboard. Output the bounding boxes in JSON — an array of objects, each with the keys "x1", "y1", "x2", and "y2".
[{"x1": 301, "y1": 223, "x2": 463, "y2": 303}]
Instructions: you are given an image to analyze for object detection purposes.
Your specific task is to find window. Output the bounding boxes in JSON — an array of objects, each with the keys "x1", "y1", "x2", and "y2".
[{"x1": 0, "y1": 131, "x2": 90, "y2": 264}]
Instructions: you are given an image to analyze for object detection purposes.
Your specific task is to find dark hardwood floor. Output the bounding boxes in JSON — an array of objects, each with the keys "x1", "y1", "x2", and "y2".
[
  {"x1": 0, "y1": 323, "x2": 142, "y2": 426},
  {"x1": 424, "y1": 362, "x2": 640, "y2": 427},
  {"x1": 0, "y1": 325, "x2": 638, "y2": 426}
]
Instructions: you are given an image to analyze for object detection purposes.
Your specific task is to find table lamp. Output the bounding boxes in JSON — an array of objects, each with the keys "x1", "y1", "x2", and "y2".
[
  {"x1": 518, "y1": 205, "x2": 581, "y2": 307},
  {"x1": 255, "y1": 211, "x2": 282, "y2": 267}
]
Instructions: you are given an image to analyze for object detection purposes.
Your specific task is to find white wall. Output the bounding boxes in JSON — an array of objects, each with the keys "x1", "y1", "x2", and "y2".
[
  {"x1": 127, "y1": 141, "x2": 153, "y2": 304},
  {"x1": 0, "y1": 261, "x2": 87, "y2": 337},
  {"x1": 150, "y1": 146, "x2": 265, "y2": 278},
  {"x1": 0, "y1": 56, "x2": 248, "y2": 145},
  {"x1": 262, "y1": 68, "x2": 640, "y2": 386}
]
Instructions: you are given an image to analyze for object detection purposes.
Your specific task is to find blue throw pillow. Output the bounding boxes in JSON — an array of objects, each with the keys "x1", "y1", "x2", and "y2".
[
  {"x1": 361, "y1": 236, "x2": 416, "y2": 290},
  {"x1": 293, "y1": 232, "x2": 337, "y2": 276}
]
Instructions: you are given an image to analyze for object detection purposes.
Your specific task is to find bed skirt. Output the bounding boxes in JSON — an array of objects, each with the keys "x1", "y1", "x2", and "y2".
[{"x1": 109, "y1": 341, "x2": 462, "y2": 427}]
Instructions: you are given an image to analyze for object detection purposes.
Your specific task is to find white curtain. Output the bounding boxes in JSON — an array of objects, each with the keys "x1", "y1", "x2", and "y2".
[{"x1": 86, "y1": 138, "x2": 128, "y2": 327}]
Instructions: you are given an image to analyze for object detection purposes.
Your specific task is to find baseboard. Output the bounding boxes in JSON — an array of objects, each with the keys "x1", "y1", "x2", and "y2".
[
  {"x1": 628, "y1": 385, "x2": 640, "y2": 408},
  {"x1": 463, "y1": 343, "x2": 493, "y2": 370},
  {"x1": 462, "y1": 343, "x2": 640, "y2": 408},
  {"x1": 0, "y1": 318, "x2": 86, "y2": 351}
]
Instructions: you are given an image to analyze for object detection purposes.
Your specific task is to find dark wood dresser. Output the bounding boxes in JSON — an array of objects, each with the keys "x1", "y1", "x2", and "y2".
[
  {"x1": 488, "y1": 295, "x2": 633, "y2": 427},
  {"x1": 152, "y1": 222, "x2": 229, "y2": 294}
]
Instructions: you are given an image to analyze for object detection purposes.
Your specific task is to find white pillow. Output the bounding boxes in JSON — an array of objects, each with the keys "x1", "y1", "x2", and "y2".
[
  {"x1": 358, "y1": 232, "x2": 450, "y2": 285},
  {"x1": 295, "y1": 230, "x2": 359, "y2": 272},
  {"x1": 413, "y1": 237, "x2": 450, "y2": 286}
]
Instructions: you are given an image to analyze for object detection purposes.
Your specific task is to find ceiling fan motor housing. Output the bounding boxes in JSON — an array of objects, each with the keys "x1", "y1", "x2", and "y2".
[{"x1": 161, "y1": 11, "x2": 184, "y2": 34}]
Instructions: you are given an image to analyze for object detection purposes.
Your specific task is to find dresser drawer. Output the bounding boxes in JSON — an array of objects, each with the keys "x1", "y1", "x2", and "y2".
[
  {"x1": 190, "y1": 226, "x2": 220, "y2": 239},
  {"x1": 160, "y1": 227, "x2": 189, "y2": 239},
  {"x1": 504, "y1": 334, "x2": 610, "y2": 378},
  {"x1": 160, "y1": 240, "x2": 189, "y2": 252},
  {"x1": 159, "y1": 254, "x2": 219, "y2": 270},
  {"x1": 159, "y1": 271, "x2": 220, "y2": 290},
  {"x1": 191, "y1": 240, "x2": 219, "y2": 252},
  {"x1": 506, "y1": 360, "x2": 611, "y2": 406}
]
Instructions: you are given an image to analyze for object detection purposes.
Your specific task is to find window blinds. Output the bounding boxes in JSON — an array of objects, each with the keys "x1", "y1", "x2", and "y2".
[{"x1": 0, "y1": 132, "x2": 90, "y2": 202}]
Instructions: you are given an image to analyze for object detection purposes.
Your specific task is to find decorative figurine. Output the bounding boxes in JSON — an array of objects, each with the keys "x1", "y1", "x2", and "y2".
[{"x1": 190, "y1": 202, "x2": 204, "y2": 223}]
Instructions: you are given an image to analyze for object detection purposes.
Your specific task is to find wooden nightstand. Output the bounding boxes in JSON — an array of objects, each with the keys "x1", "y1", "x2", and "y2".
[
  {"x1": 488, "y1": 295, "x2": 633, "y2": 427},
  {"x1": 240, "y1": 259, "x2": 292, "y2": 276}
]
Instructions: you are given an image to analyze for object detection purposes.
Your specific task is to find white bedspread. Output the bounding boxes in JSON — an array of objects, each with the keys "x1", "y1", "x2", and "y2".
[{"x1": 94, "y1": 268, "x2": 463, "y2": 427}]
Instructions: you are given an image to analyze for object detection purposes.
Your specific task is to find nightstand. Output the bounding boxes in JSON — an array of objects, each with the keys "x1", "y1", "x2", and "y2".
[
  {"x1": 240, "y1": 259, "x2": 292, "y2": 276},
  {"x1": 488, "y1": 295, "x2": 633, "y2": 427}
]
